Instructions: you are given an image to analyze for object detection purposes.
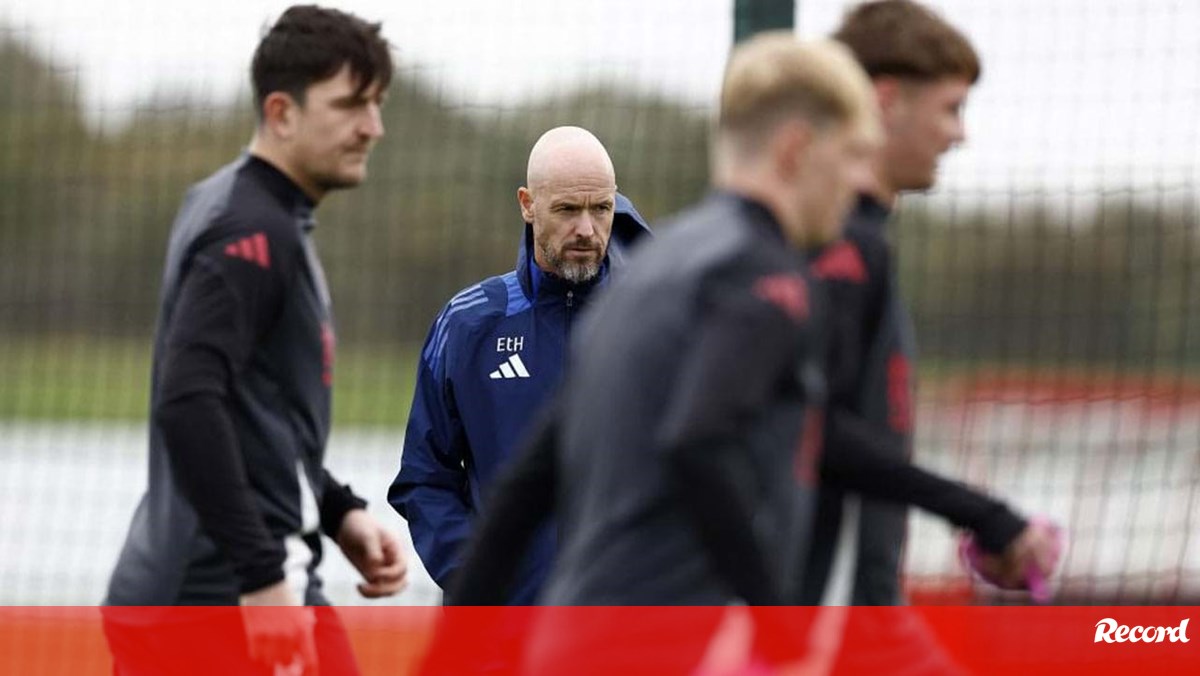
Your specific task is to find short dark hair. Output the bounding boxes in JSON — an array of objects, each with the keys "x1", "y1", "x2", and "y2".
[
  {"x1": 834, "y1": 0, "x2": 980, "y2": 84},
  {"x1": 251, "y1": 4, "x2": 393, "y2": 118}
]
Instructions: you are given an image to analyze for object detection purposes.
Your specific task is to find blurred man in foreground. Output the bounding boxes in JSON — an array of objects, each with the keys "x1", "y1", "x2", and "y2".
[
  {"x1": 804, "y1": 0, "x2": 1021, "y2": 608},
  {"x1": 800, "y1": 2, "x2": 1062, "y2": 673},
  {"x1": 467, "y1": 34, "x2": 880, "y2": 674}
]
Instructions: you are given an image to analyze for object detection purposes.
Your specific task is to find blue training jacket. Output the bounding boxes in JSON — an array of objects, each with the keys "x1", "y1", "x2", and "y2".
[{"x1": 388, "y1": 194, "x2": 651, "y2": 604}]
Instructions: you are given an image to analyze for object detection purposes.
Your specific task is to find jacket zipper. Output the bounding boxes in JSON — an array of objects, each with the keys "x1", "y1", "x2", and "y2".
[{"x1": 564, "y1": 290, "x2": 576, "y2": 347}]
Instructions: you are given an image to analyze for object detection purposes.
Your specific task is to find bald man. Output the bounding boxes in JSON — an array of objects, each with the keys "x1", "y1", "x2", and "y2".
[{"x1": 388, "y1": 127, "x2": 650, "y2": 604}]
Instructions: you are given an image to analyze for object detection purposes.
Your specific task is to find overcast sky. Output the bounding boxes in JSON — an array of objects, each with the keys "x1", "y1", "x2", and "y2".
[{"x1": 2, "y1": 0, "x2": 1198, "y2": 193}]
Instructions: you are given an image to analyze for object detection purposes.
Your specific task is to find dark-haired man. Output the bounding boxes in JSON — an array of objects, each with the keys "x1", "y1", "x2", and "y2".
[
  {"x1": 803, "y1": 0, "x2": 1059, "y2": 609},
  {"x1": 104, "y1": 5, "x2": 403, "y2": 674},
  {"x1": 800, "y1": 2, "x2": 1059, "y2": 673}
]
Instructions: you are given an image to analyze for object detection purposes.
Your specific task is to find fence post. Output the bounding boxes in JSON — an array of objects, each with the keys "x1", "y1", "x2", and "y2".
[{"x1": 733, "y1": 0, "x2": 795, "y2": 42}]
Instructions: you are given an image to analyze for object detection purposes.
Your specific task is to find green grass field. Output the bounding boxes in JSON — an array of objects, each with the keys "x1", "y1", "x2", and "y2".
[
  {"x1": 5, "y1": 334, "x2": 1195, "y2": 427},
  {"x1": 0, "y1": 335, "x2": 418, "y2": 427}
]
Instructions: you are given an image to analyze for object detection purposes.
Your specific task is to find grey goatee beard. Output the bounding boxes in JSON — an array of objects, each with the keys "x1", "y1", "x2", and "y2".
[{"x1": 542, "y1": 242, "x2": 601, "y2": 284}]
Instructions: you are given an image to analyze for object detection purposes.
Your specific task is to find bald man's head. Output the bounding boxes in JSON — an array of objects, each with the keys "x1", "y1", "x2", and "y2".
[
  {"x1": 518, "y1": 127, "x2": 618, "y2": 284},
  {"x1": 525, "y1": 126, "x2": 616, "y2": 189}
]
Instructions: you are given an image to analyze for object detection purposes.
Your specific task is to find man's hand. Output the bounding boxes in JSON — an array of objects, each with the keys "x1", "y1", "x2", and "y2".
[
  {"x1": 336, "y1": 509, "x2": 408, "y2": 598},
  {"x1": 962, "y1": 517, "x2": 1063, "y2": 601},
  {"x1": 239, "y1": 579, "x2": 318, "y2": 674}
]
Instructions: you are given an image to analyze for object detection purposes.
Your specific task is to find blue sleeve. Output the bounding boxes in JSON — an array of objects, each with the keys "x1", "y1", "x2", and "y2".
[{"x1": 388, "y1": 319, "x2": 474, "y2": 590}]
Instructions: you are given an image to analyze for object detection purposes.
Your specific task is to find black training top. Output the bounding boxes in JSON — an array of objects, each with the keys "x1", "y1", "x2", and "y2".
[
  {"x1": 801, "y1": 194, "x2": 1024, "y2": 605},
  {"x1": 106, "y1": 154, "x2": 363, "y2": 606}
]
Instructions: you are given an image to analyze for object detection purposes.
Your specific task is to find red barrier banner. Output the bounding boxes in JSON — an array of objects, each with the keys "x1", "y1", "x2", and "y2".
[{"x1": 1, "y1": 606, "x2": 1197, "y2": 675}]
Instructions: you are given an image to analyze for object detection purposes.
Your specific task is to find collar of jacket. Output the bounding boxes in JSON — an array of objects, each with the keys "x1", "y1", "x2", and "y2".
[
  {"x1": 853, "y1": 192, "x2": 892, "y2": 230},
  {"x1": 515, "y1": 223, "x2": 609, "y2": 303},
  {"x1": 710, "y1": 189, "x2": 790, "y2": 245},
  {"x1": 243, "y1": 152, "x2": 317, "y2": 231}
]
